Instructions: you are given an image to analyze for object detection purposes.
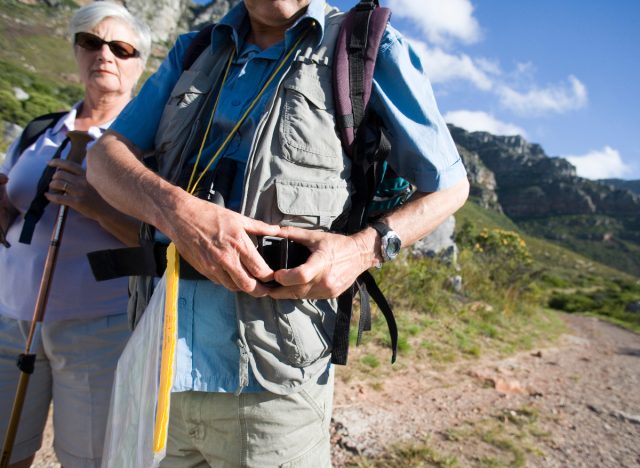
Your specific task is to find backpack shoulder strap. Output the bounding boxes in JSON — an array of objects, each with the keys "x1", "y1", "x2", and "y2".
[
  {"x1": 331, "y1": 0, "x2": 397, "y2": 367},
  {"x1": 333, "y1": 0, "x2": 390, "y2": 156},
  {"x1": 183, "y1": 23, "x2": 215, "y2": 71},
  {"x1": 16, "y1": 111, "x2": 66, "y2": 157}
]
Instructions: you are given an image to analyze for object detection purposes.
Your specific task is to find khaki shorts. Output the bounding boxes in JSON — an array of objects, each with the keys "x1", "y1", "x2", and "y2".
[
  {"x1": 160, "y1": 370, "x2": 334, "y2": 468},
  {"x1": 0, "y1": 314, "x2": 130, "y2": 467}
]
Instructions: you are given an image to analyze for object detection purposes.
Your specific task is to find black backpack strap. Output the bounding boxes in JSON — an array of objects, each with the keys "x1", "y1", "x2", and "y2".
[
  {"x1": 16, "y1": 111, "x2": 66, "y2": 157},
  {"x1": 18, "y1": 136, "x2": 70, "y2": 244},
  {"x1": 331, "y1": 286, "x2": 356, "y2": 365},
  {"x1": 359, "y1": 271, "x2": 397, "y2": 363},
  {"x1": 183, "y1": 23, "x2": 215, "y2": 71},
  {"x1": 87, "y1": 242, "x2": 206, "y2": 281},
  {"x1": 331, "y1": 270, "x2": 398, "y2": 365}
]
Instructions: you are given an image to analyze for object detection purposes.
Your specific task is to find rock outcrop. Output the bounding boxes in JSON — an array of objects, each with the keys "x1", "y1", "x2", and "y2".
[{"x1": 448, "y1": 125, "x2": 640, "y2": 220}]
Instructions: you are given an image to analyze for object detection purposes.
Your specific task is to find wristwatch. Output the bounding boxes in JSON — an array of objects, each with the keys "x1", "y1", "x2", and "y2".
[{"x1": 371, "y1": 221, "x2": 402, "y2": 262}]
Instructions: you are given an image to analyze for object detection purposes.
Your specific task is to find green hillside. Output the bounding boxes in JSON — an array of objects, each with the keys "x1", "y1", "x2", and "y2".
[
  {"x1": 457, "y1": 201, "x2": 640, "y2": 333},
  {"x1": 0, "y1": 1, "x2": 82, "y2": 150}
]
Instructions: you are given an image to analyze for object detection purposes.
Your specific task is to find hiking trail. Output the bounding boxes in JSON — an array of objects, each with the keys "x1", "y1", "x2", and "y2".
[{"x1": 33, "y1": 314, "x2": 640, "y2": 467}]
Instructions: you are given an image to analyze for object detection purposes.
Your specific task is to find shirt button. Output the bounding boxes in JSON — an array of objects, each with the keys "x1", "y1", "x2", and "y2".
[
  {"x1": 232, "y1": 99, "x2": 241, "y2": 106},
  {"x1": 178, "y1": 297, "x2": 187, "y2": 307}
]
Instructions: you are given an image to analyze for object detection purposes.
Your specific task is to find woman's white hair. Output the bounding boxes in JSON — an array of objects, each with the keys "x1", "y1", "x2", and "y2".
[{"x1": 69, "y1": 1, "x2": 151, "y2": 67}]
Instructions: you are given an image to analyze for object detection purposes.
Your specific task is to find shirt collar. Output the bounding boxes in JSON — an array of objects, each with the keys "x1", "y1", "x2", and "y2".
[
  {"x1": 210, "y1": 0, "x2": 326, "y2": 52},
  {"x1": 51, "y1": 101, "x2": 113, "y2": 140}
]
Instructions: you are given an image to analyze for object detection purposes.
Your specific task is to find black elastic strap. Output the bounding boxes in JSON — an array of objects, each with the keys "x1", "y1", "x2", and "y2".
[
  {"x1": 19, "y1": 137, "x2": 70, "y2": 245},
  {"x1": 356, "y1": 279, "x2": 371, "y2": 346},
  {"x1": 16, "y1": 112, "x2": 66, "y2": 156},
  {"x1": 88, "y1": 243, "x2": 206, "y2": 281},
  {"x1": 331, "y1": 286, "x2": 356, "y2": 365},
  {"x1": 16, "y1": 353, "x2": 36, "y2": 374},
  {"x1": 360, "y1": 271, "x2": 398, "y2": 363}
]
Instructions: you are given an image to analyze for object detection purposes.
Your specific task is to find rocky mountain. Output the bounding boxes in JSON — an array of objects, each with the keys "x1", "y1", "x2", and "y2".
[
  {"x1": 2, "y1": 0, "x2": 639, "y2": 275},
  {"x1": 599, "y1": 179, "x2": 640, "y2": 196},
  {"x1": 453, "y1": 125, "x2": 640, "y2": 275}
]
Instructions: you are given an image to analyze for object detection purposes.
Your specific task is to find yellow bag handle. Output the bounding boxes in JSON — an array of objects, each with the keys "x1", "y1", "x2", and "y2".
[{"x1": 153, "y1": 243, "x2": 179, "y2": 454}]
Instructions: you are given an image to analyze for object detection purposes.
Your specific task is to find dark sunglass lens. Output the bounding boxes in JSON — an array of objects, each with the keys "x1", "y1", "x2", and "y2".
[
  {"x1": 76, "y1": 33, "x2": 103, "y2": 51},
  {"x1": 110, "y1": 41, "x2": 137, "y2": 59}
]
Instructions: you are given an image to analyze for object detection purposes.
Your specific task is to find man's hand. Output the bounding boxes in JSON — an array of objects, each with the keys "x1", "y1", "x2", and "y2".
[
  {"x1": 266, "y1": 226, "x2": 377, "y2": 300},
  {"x1": 168, "y1": 194, "x2": 283, "y2": 297}
]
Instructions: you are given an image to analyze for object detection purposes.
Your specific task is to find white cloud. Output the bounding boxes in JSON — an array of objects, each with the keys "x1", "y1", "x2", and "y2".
[
  {"x1": 564, "y1": 146, "x2": 631, "y2": 179},
  {"x1": 444, "y1": 110, "x2": 527, "y2": 137},
  {"x1": 410, "y1": 40, "x2": 494, "y2": 91},
  {"x1": 388, "y1": 0, "x2": 481, "y2": 46},
  {"x1": 409, "y1": 39, "x2": 588, "y2": 119},
  {"x1": 498, "y1": 75, "x2": 588, "y2": 116}
]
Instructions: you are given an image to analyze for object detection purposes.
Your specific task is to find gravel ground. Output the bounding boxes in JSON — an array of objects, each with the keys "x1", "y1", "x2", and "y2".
[
  {"x1": 31, "y1": 314, "x2": 640, "y2": 467},
  {"x1": 331, "y1": 314, "x2": 640, "y2": 466}
]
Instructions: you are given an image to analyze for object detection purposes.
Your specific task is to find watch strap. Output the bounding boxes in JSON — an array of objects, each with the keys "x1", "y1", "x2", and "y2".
[{"x1": 371, "y1": 221, "x2": 391, "y2": 238}]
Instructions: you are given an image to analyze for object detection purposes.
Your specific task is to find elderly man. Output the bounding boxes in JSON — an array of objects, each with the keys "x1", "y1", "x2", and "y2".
[{"x1": 88, "y1": 0, "x2": 469, "y2": 465}]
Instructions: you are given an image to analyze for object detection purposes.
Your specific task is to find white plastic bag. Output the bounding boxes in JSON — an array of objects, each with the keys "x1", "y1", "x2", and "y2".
[{"x1": 101, "y1": 256, "x2": 179, "y2": 468}]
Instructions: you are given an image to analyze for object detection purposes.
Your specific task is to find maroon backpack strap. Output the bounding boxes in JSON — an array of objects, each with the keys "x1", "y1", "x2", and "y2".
[
  {"x1": 331, "y1": 0, "x2": 396, "y2": 367},
  {"x1": 183, "y1": 23, "x2": 215, "y2": 70},
  {"x1": 333, "y1": 0, "x2": 391, "y2": 156}
]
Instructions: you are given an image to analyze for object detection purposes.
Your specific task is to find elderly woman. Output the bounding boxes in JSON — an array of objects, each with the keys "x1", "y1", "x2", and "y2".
[{"x1": 0, "y1": 2, "x2": 150, "y2": 467}]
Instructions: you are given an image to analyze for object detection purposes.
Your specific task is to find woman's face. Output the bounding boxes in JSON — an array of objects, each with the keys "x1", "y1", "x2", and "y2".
[{"x1": 74, "y1": 17, "x2": 143, "y2": 98}]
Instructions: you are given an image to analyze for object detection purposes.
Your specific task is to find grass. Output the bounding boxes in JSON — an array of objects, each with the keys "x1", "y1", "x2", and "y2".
[
  {"x1": 352, "y1": 405, "x2": 550, "y2": 467},
  {"x1": 337, "y1": 248, "x2": 566, "y2": 385},
  {"x1": 349, "y1": 437, "x2": 458, "y2": 468},
  {"x1": 338, "y1": 199, "x2": 636, "y2": 387}
]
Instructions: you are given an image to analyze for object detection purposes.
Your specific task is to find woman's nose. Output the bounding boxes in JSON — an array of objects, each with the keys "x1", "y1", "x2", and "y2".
[{"x1": 97, "y1": 43, "x2": 115, "y2": 61}]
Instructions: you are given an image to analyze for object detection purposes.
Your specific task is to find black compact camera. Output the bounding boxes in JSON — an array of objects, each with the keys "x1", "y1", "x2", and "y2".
[{"x1": 257, "y1": 236, "x2": 311, "y2": 287}]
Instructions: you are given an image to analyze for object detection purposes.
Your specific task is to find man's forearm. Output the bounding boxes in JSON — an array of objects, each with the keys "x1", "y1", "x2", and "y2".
[
  {"x1": 353, "y1": 177, "x2": 470, "y2": 267},
  {"x1": 86, "y1": 130, "x2": 187, "y2": 237}
]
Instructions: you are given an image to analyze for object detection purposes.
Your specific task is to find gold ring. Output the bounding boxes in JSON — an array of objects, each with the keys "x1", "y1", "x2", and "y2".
[{"x1": 63, "y1": 182, "x2": 69, "y2": 193}]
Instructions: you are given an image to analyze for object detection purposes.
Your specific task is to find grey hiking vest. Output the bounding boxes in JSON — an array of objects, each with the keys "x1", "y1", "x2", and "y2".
[{"x1": 138, "y1": 8, "x2": 351, "y2": 395}]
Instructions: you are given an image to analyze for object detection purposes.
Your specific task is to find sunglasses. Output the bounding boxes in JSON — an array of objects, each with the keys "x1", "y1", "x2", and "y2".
[{"x1": 74, "y1": 32, "x2": 139, "y2": 59}]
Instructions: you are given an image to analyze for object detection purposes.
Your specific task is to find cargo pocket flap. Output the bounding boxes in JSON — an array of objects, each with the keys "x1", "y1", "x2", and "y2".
[
  {"x1": 276, "y1": 179, "x2": 349, "y2": 217},
  {"x1": 283, "y1": 77, "x2": 330, "y2": 110}
]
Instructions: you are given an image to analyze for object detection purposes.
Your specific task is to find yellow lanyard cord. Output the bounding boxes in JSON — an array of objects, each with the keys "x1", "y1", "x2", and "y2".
[
  {"x1": 187, "y1": 27, "x2": 311, "y2": 195},
  {"x1": 185, "y1": 49, "x2": 236, "y2": 193}
]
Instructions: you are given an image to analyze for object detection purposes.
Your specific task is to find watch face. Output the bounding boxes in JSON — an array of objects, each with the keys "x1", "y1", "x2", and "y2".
[{"x1": 386, "y1": 237, "x2": 402, "y2": 258}]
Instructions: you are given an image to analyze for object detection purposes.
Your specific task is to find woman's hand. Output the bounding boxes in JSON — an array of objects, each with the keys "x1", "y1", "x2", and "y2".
[
  {"x1": 45, "y1": 159, "x2": 110, "y2": 219},
  {"x1": 44, "y1": 159, "x2": 140, "y2": 246}
]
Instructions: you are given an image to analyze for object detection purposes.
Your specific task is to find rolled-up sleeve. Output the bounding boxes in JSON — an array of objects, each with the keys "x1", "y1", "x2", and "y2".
[
  {"x1": 111, "y1": 32, "x2": 196, "y2": 152},
  {"x1": 371, "y1": 25, "x2": 466, "y2": 192}
]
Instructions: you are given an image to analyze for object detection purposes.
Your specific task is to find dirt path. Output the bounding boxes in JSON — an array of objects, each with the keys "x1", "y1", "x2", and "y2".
[
  {"x1": 32, "y1": 314, "x2": 639, "y2": 467},
  {"x1": 331, "y1": 314, "x2": 640, "y2": 466}
]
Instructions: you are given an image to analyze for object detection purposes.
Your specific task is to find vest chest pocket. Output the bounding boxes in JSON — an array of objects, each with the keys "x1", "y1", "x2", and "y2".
[
  {"x1": 156, "y1": 70, "x2": 212, "y2": 154},
  {"x1": 279, "y1": 63, "x2": 343, "y2": 170},
  {"x1": 275, "y1": 179, "x2": 350, "y2": 230}
]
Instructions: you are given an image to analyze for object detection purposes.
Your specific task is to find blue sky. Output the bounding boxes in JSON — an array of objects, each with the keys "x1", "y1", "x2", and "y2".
[
  {"x1": 198, "y1": 1, "x2": 640, "y2": 180},
  {"x1": 332, "y1": 0, "x2": 640, "y2": 180}
]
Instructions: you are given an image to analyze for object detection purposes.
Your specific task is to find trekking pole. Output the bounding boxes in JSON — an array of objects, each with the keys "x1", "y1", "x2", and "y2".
[{"x1": 1, "y1": 131, "x2": 93, "y2": 468}]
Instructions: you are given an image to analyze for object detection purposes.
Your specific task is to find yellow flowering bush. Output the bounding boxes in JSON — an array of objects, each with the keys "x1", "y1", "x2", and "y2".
[{"x1": 457, "y1": 222, "x2": 538, "y2": 304}]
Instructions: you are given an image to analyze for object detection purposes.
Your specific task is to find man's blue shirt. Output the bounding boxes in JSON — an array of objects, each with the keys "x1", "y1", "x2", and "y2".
[{"x1": 112, "y1": 0, "x2": 466, "y2": 394}]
